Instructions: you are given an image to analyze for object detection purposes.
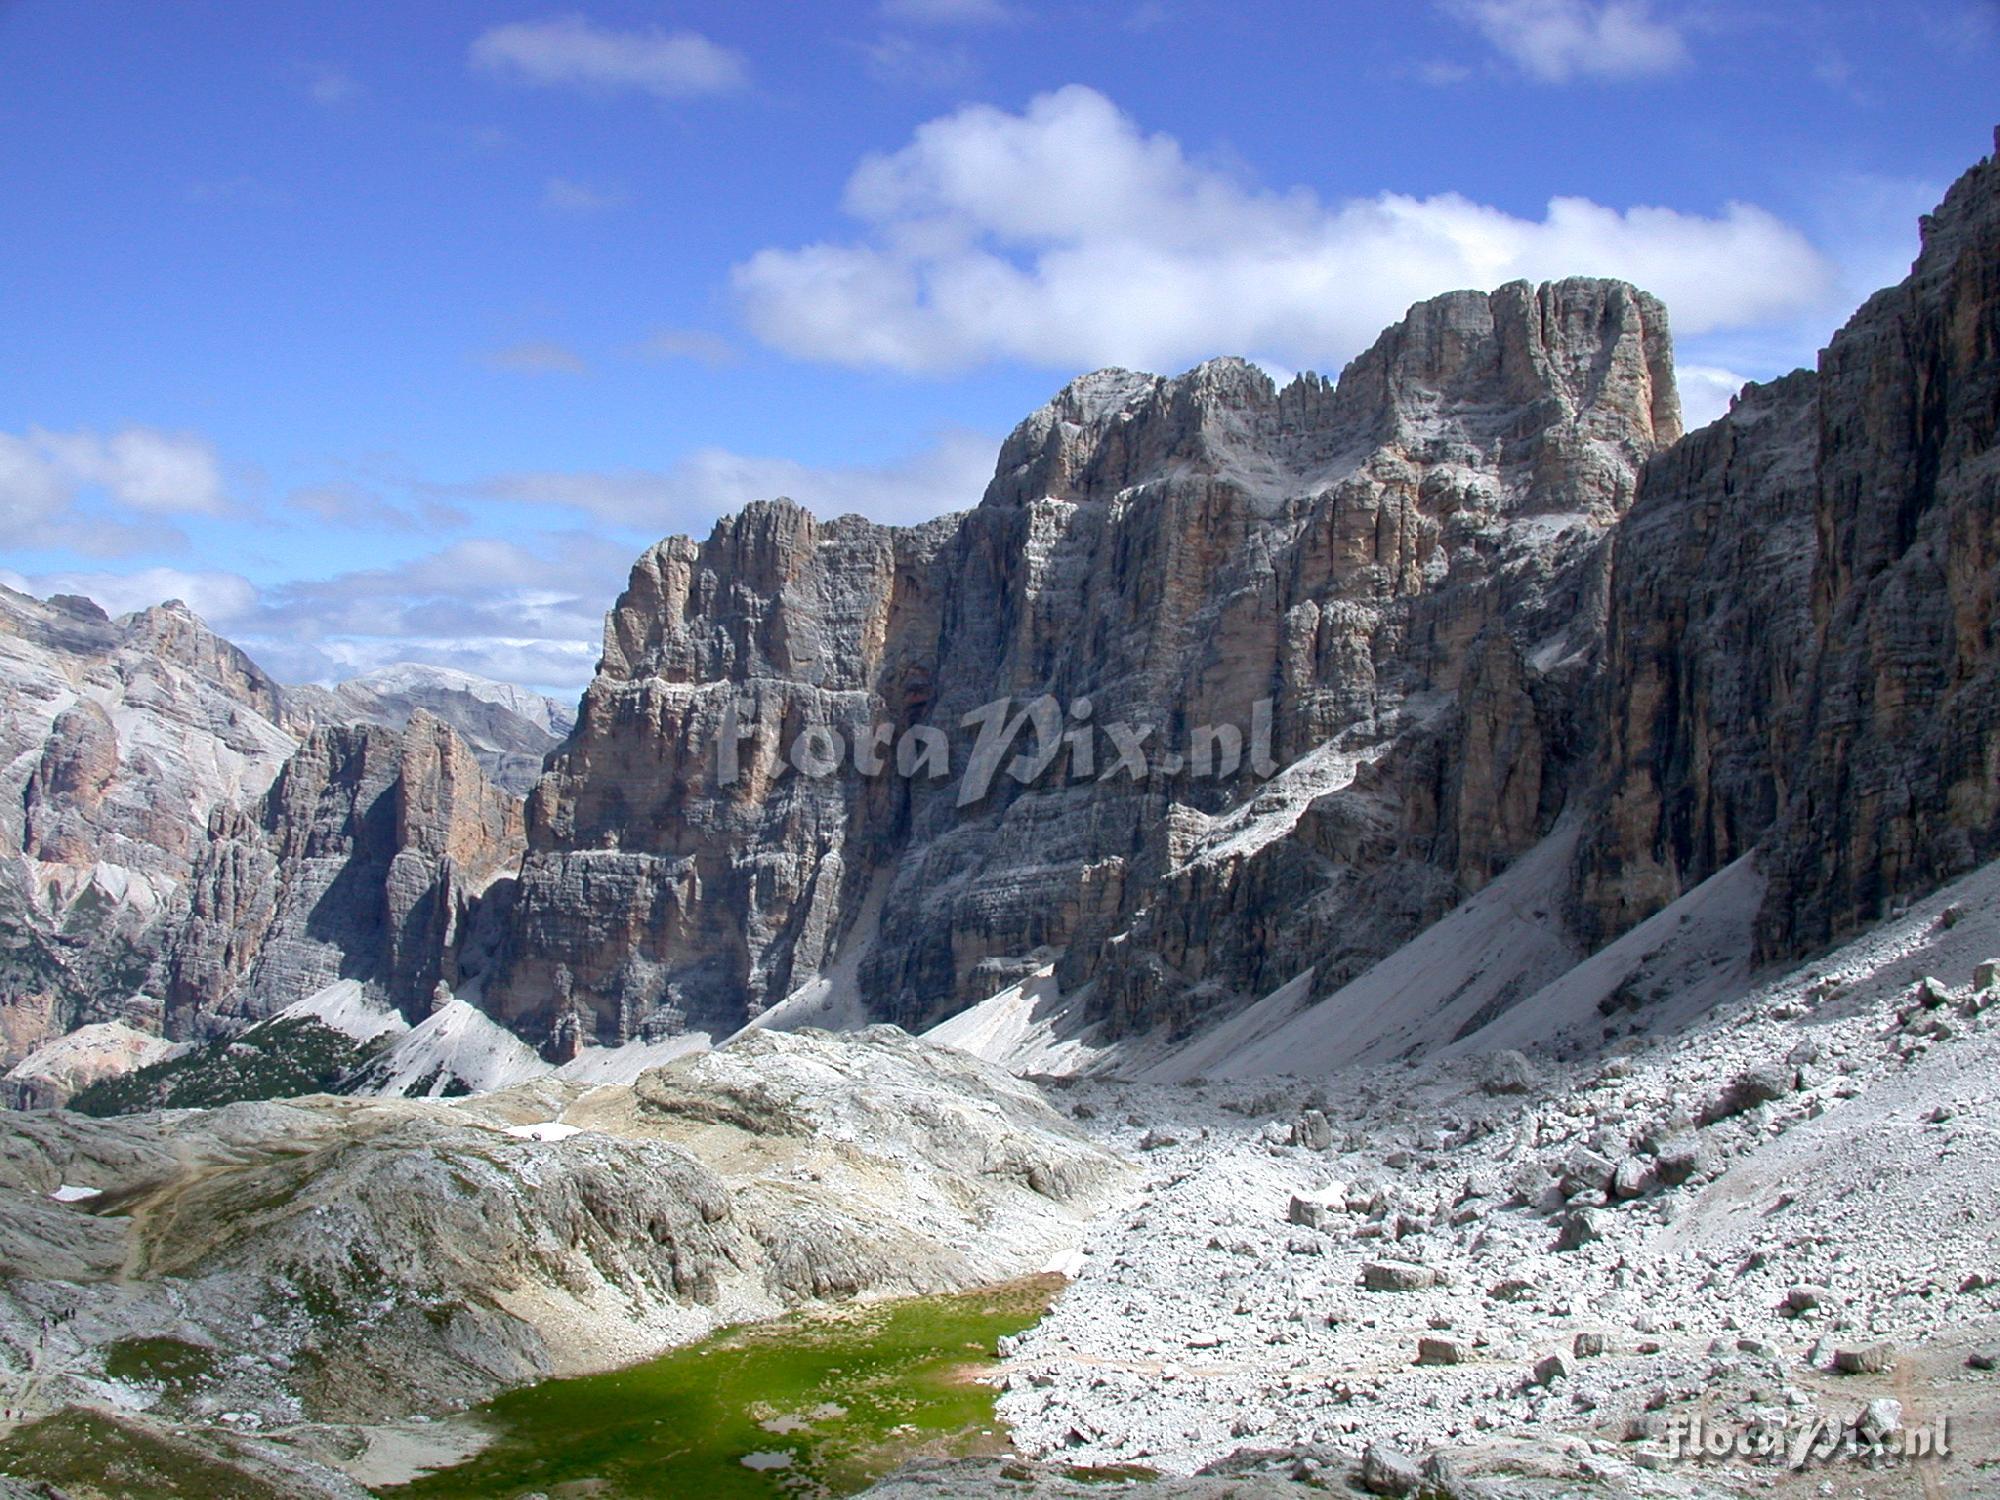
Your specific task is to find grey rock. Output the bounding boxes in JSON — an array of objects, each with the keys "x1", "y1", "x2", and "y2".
[
  {"x1": 1478, "y1": 1049, "x2": 1539, "y2": 1096},
  {"x1": 1783, "y1": 1284, "x2": 1829, "y2": 1316},
  {"x1": 1832, "y1": 1344, "x2": 1896, "y2": 1375},
  {"x1": 1652, "y1": 1132, "x2": 1713, "y2": 1186},
  {"x1": 1288, "y1": 1108, "x2": 1334, "y2": 1151},
  {"x1": 1533, "y1": 1351, "x2": 1573, "y2": 1385},
  {"x1": 1856, "y1": 1397, "x2": 1902, "y2": 1441},
  {"x1": 1707, "y1": 1063, "x2": 1793, "y2": 1120},
  {"x1": 1286, "y1": 1195, "x2": 1330, "y2": 1230},
  {"x1": 1356, "y1": 1444, "x2": 1422, "y2": 1498},
  {"x1": 1555, "y1": 1208, "x2": 1611, "y2": 1252},
  {"x1": 1415, "y1": 1336, "x2": 1470, "y2": 1366},
  {"x1": 1363, "y1": 1260, "x2": 1438, "y2": 1292},
  {"x1": 1610, "y1": 1155, "x2": 1654, "y2": 1200}
]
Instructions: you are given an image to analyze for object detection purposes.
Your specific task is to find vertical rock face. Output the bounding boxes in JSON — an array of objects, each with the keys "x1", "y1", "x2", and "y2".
[
  {"x1": 0, "y1": 592, "x2": 300, "y2": 1060},
  {"x1": 1577, "y1": 135, "x2": 2000, "y2": 964},
  {"x1": 1574, "y1": 370, "x2": 1822, "y2": 943},
  {"x1": 494, "y1": 505, "x2": 961, "y2": 1043},
  {"x1": 1755, "y1": 140, "x2": 2000, "y2": 955},
  {"x1": 159, "y1": 713, "x2": 524, "y2": 1035},
  {"x1": 490, "y1": 277, "x2": 1681, "y2": 1045}
]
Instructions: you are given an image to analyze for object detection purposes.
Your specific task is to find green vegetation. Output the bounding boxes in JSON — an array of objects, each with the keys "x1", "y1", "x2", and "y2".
[
  {"x1": 0, "y1": 1408, "x2": 298, "y2": 1499},
  {"x1": 102, "y1": 1336, "x2": 217, "y2": 1394},
  {"x1": 68, "y1": 1015, "x2": 389, "y2": 1115},
  {"x1": 387, "y1": 1276, "x2": 1063, "y2": 1500}
]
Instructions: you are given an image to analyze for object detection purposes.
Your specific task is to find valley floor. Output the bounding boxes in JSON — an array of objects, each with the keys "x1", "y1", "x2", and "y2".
[{"x1": 962, "y1": 862, "x2": 2000, "y2": 1497}]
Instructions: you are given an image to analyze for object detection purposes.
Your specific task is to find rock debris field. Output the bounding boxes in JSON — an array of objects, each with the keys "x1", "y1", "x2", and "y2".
[{"x1": 971, "y1": 866, "x2": 2000, "y2": 1498}]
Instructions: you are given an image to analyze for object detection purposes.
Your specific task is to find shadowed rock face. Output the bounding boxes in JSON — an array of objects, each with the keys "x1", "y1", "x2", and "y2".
[
  {"x1": 0, "y1": 593, "x2": 301, "y2": 1061},
  {"x1": 157, "y1": 711, "x2": 523, "y2": 1035},
  {"x1": 1575, "y1": 133, "x2": 2000, "y2": 962},
  {"x1": 487, "y1": 277, "x2": 1682, "y2": 1045}
]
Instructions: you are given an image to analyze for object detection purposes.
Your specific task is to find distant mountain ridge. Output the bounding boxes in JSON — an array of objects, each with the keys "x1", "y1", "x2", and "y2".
[
  {"x1": 2, "y1": 130, "x2": 1997, "y2": 1109},
  {"x1": 282, "y1": 662, "x2": 574, "y2": 794},
  {"x1": 0, "y1": 588, "x2": 562, "y2": 1091}
]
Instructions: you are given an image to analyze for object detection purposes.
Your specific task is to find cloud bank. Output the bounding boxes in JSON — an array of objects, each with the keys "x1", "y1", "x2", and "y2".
[{"x1": 735, "y1": 86, "x2": 1832, "y2": 377}]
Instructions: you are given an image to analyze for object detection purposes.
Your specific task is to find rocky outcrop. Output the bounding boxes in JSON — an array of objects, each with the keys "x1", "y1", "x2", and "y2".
[
  {"x1": 281, "y1": 663, "x2": 573, "y2": 795},
  {"x1": 1576, "y1": 132, "x2": 2000, "y2": 964},
  {"x1": 489, "y1": 278, "x2": 1680, "y2": 1045},
  {"x1": 157, "y1": 712, "x2": 523, "y2": 1034},
  {"x1": 0, "y1": 1028, "x2": 1126, "y2": 1424},
  {"x1": 0, "y1": 592, "x2": 300, "y2": 1061}
]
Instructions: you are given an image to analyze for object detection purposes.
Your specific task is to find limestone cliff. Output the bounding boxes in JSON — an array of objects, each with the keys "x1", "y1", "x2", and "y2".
[
  {"x1": 157, "y1": 710, "x2": 523, "y2": 1035},
  {"x1": 487, "y1": 277, "x2": 1681, "y2": 1046},
  {"x1": 1576, "y1": 131, "x2": 2000, "y2": 966},
  {"x1": 0, "y1": 593, "x2": 299, "y2": 1062}
]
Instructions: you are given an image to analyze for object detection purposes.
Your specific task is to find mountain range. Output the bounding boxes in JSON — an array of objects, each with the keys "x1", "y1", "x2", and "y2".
[{"x1": 1, "y1": 133, "x2": 1995, "y2": 1122}]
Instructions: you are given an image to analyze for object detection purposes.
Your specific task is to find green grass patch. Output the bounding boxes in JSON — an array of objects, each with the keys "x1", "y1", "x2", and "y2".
[
  {"x1": 0, "y1": 1408, "x2": 296, "y2": 1499},
  {"x1": 101, "y1": 1336, "x2": 217, "y2": 1392},
  {"x1": 385, "y1": 1276, "x2": 1063, "y2": 1499}
]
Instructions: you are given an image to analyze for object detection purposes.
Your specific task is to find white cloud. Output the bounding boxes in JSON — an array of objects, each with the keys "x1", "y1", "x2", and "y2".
[
  {"x1": 470, "y1": 427, "x2": 996, "y2": 531},
  {"x1": 1674, "y1": 364, "x2": 1750, "y2": 431},
  {"x1": 483, "y1": 340, "x2": 589, "y2": 375},
  {"x1": 1445, "y1": 0, "x2": 1689, "y2": 82},
  {"x1": 304, "y1": 65, "x2": 363, "y2": 106},
  {"x1": 880, "y1": 0, "x2": 1018, "y2": 24},
  {"x1": 239, "y1": 534, "x2": 634, "y2": 693},
  {"x1": 5, "y1": 566, "x2": 260, "y2": 627},
  {"x1": 732, "y1": 86, "x2": 1833, "y2": 377},
  {"x1": 469, "y1": 15, "x2": 748, "y2": 99},
  {"x1": 287, "y1": 482, "x2": 469, "y2": 533},
  {"x1": 859, "y1": 33, "x2": 977, "y2": 89},
  {"x1": 542, "y1": 176, "x2": 622, "y2": 212},
  {"x1": 0, "y1": 425, "x2": 227, "y2": 547}
]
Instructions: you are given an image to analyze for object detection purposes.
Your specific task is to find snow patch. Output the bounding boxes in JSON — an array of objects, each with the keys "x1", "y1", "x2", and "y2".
[{"x1": 502, "y1": 1121, "x2": 586, "y2": 1143}]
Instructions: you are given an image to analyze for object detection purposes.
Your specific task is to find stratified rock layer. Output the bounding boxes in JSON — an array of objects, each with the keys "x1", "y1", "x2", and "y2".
[
  {"x1": 491, "y1": 278, "x2": 1681, "y2": 1043},
  {"x1": 0, "y1": 593, "x2": 299, "y2": 1061},
  {"x1": 1576, "y1": 133, "x2": 2000, "y2": 964},
  {"x1": 157, "y1": 711, "x2": 523, "y2": 1034}
]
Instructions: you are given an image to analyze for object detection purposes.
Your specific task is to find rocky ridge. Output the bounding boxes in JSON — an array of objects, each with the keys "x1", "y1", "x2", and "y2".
[
  {"x1": 2, "y1": 138, "x2": 1996, "y2": 1137},
  {"x1": 281, "y1": 663, "x2": 572, "y2": 796},
  {"x1": 487, "y1": 275, "x2": 1681, "y2": 1052},
  {"x1": 0, "y1": 1028, "x2": 1127, "y2": 1488},
  {"x1": 0, "y1": 587, "x2": 552, "y2": 1087},
  {"x1": 479, "y1": 132, "x2": 2000, "y2": 1071}
]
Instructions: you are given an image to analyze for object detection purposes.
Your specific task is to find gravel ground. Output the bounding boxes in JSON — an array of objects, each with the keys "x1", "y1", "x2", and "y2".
[{"x1": 983, "y1": 866, "x2": 2000, "y2": 1498}]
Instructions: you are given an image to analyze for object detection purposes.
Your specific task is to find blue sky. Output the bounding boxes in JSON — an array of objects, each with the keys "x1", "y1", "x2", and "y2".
[{"x1": 1, "y1": 0, "x2": 1994, "y2": 694}]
